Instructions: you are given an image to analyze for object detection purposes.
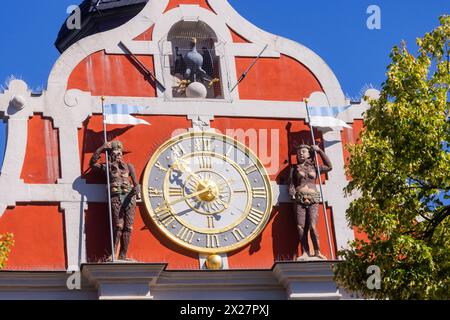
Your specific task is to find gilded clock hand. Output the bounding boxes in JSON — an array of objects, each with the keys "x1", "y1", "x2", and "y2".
[
  {"x1": 168, "y1": 186, "x2": 214, "y2": 206},
  {"x1": 171, "y1": 158, "x2": 208, "y2": 188},
  {"x1": 209, "y1": 179, "x2": 235, "y2": 209},
  {"x1": 215, "y1": 197, "x2": 229, "y2": 209}
]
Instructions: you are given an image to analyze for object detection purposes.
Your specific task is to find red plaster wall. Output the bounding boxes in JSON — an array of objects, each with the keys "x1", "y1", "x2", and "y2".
[
  {"x1": 235, "y1": 55, "x2": 323, "y2": 101},
  {"x1": 67, "y1": 51, "x2": 157, "y2": 97},
  {"x1": 134, "y1": 25, "x2": 154, "y2": 41},
  {"x1": 21, "y1": 116, "x2": 60, "y2": 184},
  {"x1": 341, "y1": 119, "x2": 365, "y2": 180},
  {"x1": 165, "y1": 0, "x2": 215, "y2": 13},
  {"x1": 0, "y1": 205, "x2": 66, "y2": 270}
]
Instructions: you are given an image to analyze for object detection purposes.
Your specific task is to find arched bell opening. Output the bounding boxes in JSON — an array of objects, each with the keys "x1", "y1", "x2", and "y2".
[{"x1": 167, "y1": 20, "x2": 223, "y2": 99}]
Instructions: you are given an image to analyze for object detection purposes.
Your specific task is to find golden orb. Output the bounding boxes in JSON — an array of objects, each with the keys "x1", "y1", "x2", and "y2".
[
  {"x1": 197, "y1": 181, "x2": 218, "y2": 202},
  {"x1": 205, "y1": 254, "x2": 222, "y2": 270}
]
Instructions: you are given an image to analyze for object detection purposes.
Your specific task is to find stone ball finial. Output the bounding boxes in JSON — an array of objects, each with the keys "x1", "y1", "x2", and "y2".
[
  {"x1": 364, "y1": 88, "x2": 380, "y2": 101},
  {"x1": 8, "y1": 79, "x2": 28, "y2": 92},
  {"x1": 186, "y1": 82, "x2": 208, "y2": 99}
]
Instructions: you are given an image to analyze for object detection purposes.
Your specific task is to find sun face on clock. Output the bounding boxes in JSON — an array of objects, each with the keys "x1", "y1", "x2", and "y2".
[{"x1": 142, "y1": 131, "x2": 273, "y2": 254}]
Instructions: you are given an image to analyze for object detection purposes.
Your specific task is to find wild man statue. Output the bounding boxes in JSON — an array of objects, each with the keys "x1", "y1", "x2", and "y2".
[{"x1": 90, "y1": 140, "x2": 141, "y2": 261}]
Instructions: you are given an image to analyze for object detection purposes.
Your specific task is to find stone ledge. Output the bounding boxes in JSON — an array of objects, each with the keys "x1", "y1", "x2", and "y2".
[
  {"x1": 0, "y1": 261, "x2": 344, "y2": 300},
  {"x1": 273, "y1": 261, "x2": 342, "y2": 300}
]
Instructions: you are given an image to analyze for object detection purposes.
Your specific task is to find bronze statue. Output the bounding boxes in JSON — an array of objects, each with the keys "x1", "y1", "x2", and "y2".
[
  {"x1": 288, "y1": 144, "x2": 332, "y2": 261},
  {"x1": 90, "y1": 140, "x2": 141, "y2": 261}
]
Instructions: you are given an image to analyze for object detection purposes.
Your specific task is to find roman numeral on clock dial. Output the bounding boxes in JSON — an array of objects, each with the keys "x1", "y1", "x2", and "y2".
[
  {"x1": 232, "y1": 227, "x2": 245, "y2": 241},
  {"x1": 247, "y1": 207, "x2": 264, "y2": 225},
  {"x1": 207, "y1": 216, "x2": 215, "y2": 228},
  {"x1": 206, "y1": 234, "x2": 220, "y2": 248},
  {"x1": 169, "y1": 187, "x2": 183, "y2": 197},
  {"x1": 198, "y1": 156, "x2": 212, "y2": 169},
  {"x1": 243, "y1": 165, "x2": 257, "y2": 175},
  {"x1": 195, "y1": 138, "x2": 214, "y2": 152},
  {"x1": 155, "y1": 202, "x2": 172, "y2": 220},
  {"x1": 171, "y1": 144, "x2": 185, "y2": 158},
  {"x1": 148, "y1": 187, "x2": 163, "y2": 197},
  {"x1": 252, "y1": 187, "x2": 267, "y2": 199},
  {"x1": 176, "y1": 226, "x2": 195, "y2": 244},
  {"x1": 155, "y1": 161, "x2": 168, "y2": 172},
  {"x1": 161, "y1": 216, "x2": 175, "y2": 227}
]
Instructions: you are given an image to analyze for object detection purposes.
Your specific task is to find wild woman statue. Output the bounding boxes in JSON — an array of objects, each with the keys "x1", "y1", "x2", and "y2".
[{"x1": 288, "y1": 144, "x2": 332, "y2": 261}]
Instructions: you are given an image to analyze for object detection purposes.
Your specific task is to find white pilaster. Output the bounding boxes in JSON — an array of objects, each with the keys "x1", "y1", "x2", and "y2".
[
  {"x1": 320, "y1": 130, "x2": 355, "y2": 252},
  {"x1": 57, "y1": 126, "x2": 81, "y2": 184},
  {"x1": 61, "y1": 201, "x2": 88, "y2": 271}
]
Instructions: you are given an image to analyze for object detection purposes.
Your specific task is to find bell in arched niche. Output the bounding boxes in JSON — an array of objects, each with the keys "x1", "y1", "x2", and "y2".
[{"x1": 168, "y1": 21, "x2": 221, "y2": 99}]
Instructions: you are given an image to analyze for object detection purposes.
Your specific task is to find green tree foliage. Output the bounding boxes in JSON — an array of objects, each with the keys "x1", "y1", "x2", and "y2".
[
  {"x1": 0, "y1": 233, "x2": 14, "y2": 269},
  {"x1": 334, "y1": 16, "x2": 449, "y2": 299}
]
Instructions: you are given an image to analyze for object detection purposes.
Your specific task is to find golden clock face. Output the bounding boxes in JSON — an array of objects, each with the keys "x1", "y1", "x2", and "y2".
[{"x1": 142, "y1": 131, "x2": 273, "y2": 254}]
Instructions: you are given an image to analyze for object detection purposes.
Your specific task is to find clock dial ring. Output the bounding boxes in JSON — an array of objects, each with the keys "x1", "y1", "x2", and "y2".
[
  {"x1": 162, "y1": 151, "x2": 253, "y2": 234},
  {"x1": 142, "y1": 131, "x2": 273, "y2": 254}
]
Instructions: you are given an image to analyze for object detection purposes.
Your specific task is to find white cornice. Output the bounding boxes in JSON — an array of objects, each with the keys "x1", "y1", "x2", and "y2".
[{"x1": 0, "y1": 262, "x2": 345, "y2": 300}]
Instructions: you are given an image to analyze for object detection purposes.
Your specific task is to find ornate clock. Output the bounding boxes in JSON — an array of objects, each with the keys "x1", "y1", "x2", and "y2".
[{"x1": 142, "y1": 131, "x2": 273, "y2": 254}]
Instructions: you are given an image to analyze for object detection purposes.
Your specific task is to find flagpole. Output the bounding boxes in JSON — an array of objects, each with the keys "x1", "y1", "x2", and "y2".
[
  {"x1": 304, "y1": 98, "x2": 335, "y2": 260},
  {"x1": 101, "y1": 96, "x2": 116, "y2": 263}
]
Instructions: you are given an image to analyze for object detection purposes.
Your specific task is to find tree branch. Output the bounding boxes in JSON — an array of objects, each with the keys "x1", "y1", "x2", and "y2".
[{"x1": 422, "y1": 205, "x2": 450, "y2": 240}]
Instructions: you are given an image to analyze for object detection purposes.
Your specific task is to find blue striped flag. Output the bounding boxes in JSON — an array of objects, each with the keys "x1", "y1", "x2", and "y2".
[
  {"x1": 104, "y1": 104, "x2": 150, "y2": 125},
  {"x1": 307, "y1": 105, "x2": 352, "y2": 129}
]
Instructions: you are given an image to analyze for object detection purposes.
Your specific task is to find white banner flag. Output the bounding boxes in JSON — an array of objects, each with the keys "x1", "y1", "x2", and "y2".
[{"x1": 104, "y1": 104, "x2": 150, "y2": 126}]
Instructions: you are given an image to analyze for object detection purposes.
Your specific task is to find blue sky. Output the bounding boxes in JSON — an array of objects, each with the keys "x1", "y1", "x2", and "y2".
[{"x1": 0, "y1": 0, "x2": 448, "y2": 165}]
